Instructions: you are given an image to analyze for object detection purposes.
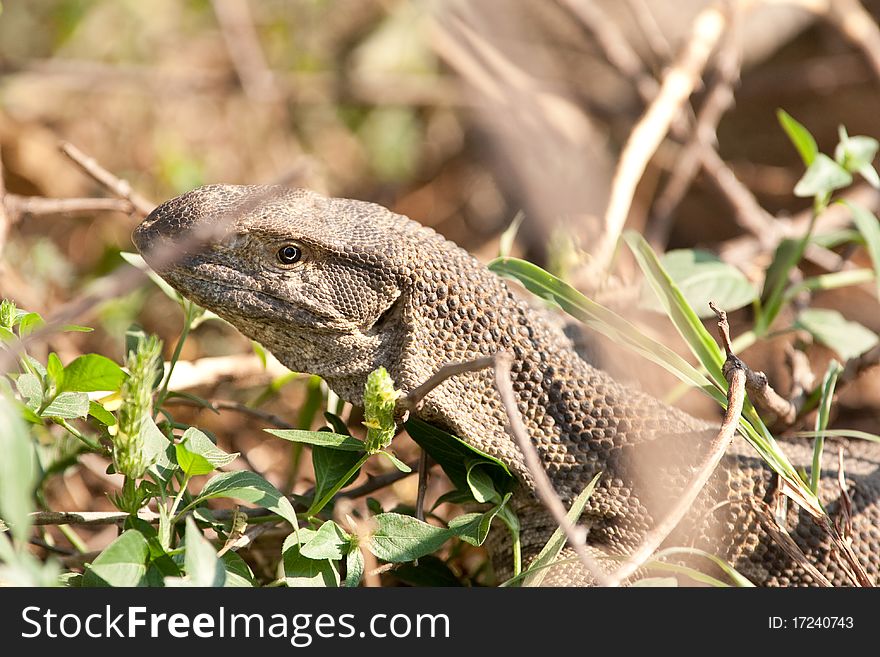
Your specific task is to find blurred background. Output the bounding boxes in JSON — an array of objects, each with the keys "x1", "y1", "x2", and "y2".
[{"x1": 3, "y1": 0, "x2": 880, "y2": 583}]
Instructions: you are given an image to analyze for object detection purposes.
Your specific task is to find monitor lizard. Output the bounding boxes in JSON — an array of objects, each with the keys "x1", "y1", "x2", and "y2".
[{"x1": 133, "y1": 184, "x2": 880, "y2": 586}]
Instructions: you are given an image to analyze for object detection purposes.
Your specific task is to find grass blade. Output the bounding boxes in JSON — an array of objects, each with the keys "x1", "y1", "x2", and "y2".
[
  {"x1": 515, "y1": 472, "x2": 601, "y2": 587},
  {"x1": 810, "y1": 360, "x2": 842, "y2": 494},
  {"x1": 623, "y1": 231, "x2": 725, "y2": 387},
  {"x1": 488, "y1": 257, "x2": 722, "y2": 400}
]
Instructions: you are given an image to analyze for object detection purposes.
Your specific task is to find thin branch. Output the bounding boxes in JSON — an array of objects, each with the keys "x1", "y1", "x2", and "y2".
[
  {"x1": 602, "y1": 303, "x2": 746, "y2": 586},
  {"x1": 593, "y1": 2, "x2": 729, "y2": 274},
  {"x1": 0, "y1": 58, "x2": 458, "y2": 107},
  {"x1": 336, "y1": 466, "x2": 417, "y2": 500},
  {"x1": 163, "y1": 396, "x2": 293, "y2": 429},
  {"x1": 743, "y1": 368, "x2": 799, "y2": 427},
  {"x1": 0, "y1": 175, "x2": 280, "y2": 378},
  {"x1": 0, "y1": 145, "x2": 9, "y2": 257},
  {"x1": 708, "y1": 300, "x2": 799, "y2": 427},
  {"x1": 28, "y1": 505, "x2": 287, "y2": 527},
  {"x1": 835, "y1": 446, "x2": 853, "y2": 541},
  {"x1": 399, "y1": 356, "x2": 496, "y2": 412},
  {"x1": 558, "y1": 0, "x2": 659, "y2": 101},
  {"x1": 719, "y1": 184, "x2": 880, "y2": 267},
  {"x1": 816, "y1": 511, "x2": 874, "y2": 586},
  {"x1": 5, "y1": 195, "x2": 134, "y2": 220},
  {"x1": 415, "y1": 450, "x2": 429, "y2": 522},
  {"x1": 493, "y1": 352, "x2": 611, "y2": 586},
  {"x1": 807, "y1": 0, "x2": 880, "y2": 81},
  {"x1": 750, "y1": 498, "x2": 834, "y2": 586},
  {"x1": 58, "y1": 141, "x2": 155, "y2": 216},
  {"x1": 623, "y1": 0, "x2": 674, "y2": 64},
  {"x1": 211, "y1": 0, "x2": 282, "y2": 105}
]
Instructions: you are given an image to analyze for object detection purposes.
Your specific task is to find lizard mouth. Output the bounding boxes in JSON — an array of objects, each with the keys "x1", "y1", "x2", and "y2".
[{"x1": 170, "y1": 265, "x2": 356, "y2": 335}]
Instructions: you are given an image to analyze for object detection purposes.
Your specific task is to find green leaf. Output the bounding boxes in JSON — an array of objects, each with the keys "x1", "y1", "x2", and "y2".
[
  {"x1": 393, "y1": 555, "x2": 463, "y2": 587},
  {"x1": 377, "y1": 450, "x2": 412, "y2": 472},
  {"x1": 432, "y1": 489, "x2": 478, "y2": 510},
  {"x1": 466, "y1": 460, "x2": 500, "y2": 504},
  {"x1": 62, "y1": 324, "x2": 94, "y2": 333},
  {"x1": 652, "y1": 547, "x2": 755, "y2": 587},
  {"x1": 46, "y1": 353, "x2": 64, "y2": 391},
  {"x1": 758, "y1": 236, "x2": 812, "y2": 335},
  {"x1": 623, "y1": 232, "x2": 725, "y2": 387},
  {"x1": 777, "y1": 109, "x2": 818, "y2": 166},
  {"x1": 182, "y1": 516, "x2": 225, "y2": 587},
  {"x1": 405, "y1": 418, "x2": 513, "y2": 495},
  {"x1": 59, "y1": 354, "x2": 126, "y2": 393},
  {"x1": 499, "y1": 211, "x2": 525, "y2": 258},
  {"x1": 449, "y1": 494, "x2": 510, "y2": 546},
  {"x1": 795, "y1": 308, "x2": 879, "y2": 361},
  {"x1": 142, "y1": 416, "x2": 176, "y2": 483},
  {"x1": 82, "y1": 530, "x2": 149, "y2": 587},
  {"x1": 17, "y1": 312, "x2": 45, "y2": 337},
  {"x1": 344, "y1": 548, "x2": 365, "y2": 588},
  {"x1": 221, "y1": 551, "x2": 256, "y2": 587},
  {"x1": 88, "y1": 401, "x2": 117, "y2": 426},
  {"x1": 265, "y1": 428, "x2": 366, "y2": 451},
  {"x1": 16, "y1": 373, "x2": 43, "y2": 411},
  {"x1": 835, "y1": 127, "x2": 879, "y2": 187},
  {"x1": 41, "y1": 392, "x2": 89, "y2": 419},
  {"x1": 367, "y1": 513, "x2": 453, "y2": 563},
  {"x1": 300, "y1": 520, "x2": 351, "y2": 561},
  {"x1": 367, "y1": 506, "x2": 505, "y2": 563},
  {"x1": 323, "y1": 412, "x2": 351, "y2": 436},
  {"x1": 251, "y1": 341, "x2": 267, "y2": 368},
  {"x1": 282, "y1": 531, "x2": 339, "y2": 587},
  {"x1": 518, "y1": 473, "x2": 601, "y2": 587},
  {"x1": 196, "y1": 470, "x2": 298, "y2": 528},
  {"x1": 0, "y1": 396, "x2": 37, "y2": 542},
  {"x1": 123, "y1": 516, "x2": 180, "y2": 578},
  {"x1": 639, "y1": 249, "x2": 755, "y2": 319},
  {"x1": 845, "y1": 201, "x2": 880, "y2": 299},
  {"x1": 310, "y1": 446, "x2": 364, "y2": 510},
  {"x1": 175, "y1": 443, "x2": 216, "y2": 478},
  {"x1": 179, "y1": 426, "x2": 238, "y2": 469},
  {"x1": 793, "y1": 153, "x2": 852, "y2": 198}
]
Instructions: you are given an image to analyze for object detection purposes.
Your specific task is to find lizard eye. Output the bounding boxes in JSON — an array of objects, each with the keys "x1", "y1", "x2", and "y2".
[{"x1": 277, "y1": 245, "x2": 301, "y2": 264}]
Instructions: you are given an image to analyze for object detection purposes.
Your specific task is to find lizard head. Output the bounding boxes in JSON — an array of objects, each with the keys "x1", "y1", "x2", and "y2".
[{"x1": 133, "y1": 184, "x2": 417, "y2": 401}]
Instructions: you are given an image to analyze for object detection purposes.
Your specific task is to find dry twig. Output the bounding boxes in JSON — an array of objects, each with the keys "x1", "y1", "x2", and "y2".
[
  {"x1": 593, "y1": 3, "x2": 729, "y2": 274},
  {"x1": 400, "y1": 356, "x2": 496, "y2": 412},
  {"x1": 58, "y1": 141, "x2": 155, "y2": 216},
  {"x1": 493, "y1": 352, "x2": 612, "y2": 586},
  {"x1": 602, "y1": 302, "x2": 746, "y2": 586},
  {"x1": 211, "y1": 0, "x2": 283, "y2": 105},
  {"x1": 0, "y1": 145, "x2": 9, "y2": 257},
  {"x1": 750, "y1": 498, "x2": 834, "y2": 586},
  {"x1": 4, "y1": 195, "x2": 133, "y2": 220}
]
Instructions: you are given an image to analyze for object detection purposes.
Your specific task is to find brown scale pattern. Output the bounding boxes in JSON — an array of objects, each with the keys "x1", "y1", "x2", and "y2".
[{"x1": 135, "y1": 184, "x2": 880, "y2": 586}]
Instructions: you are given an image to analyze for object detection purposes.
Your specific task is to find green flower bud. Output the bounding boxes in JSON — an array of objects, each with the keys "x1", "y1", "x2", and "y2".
[
  {"x1": 363, "y1": 367, "x2": 399, "y2": 452},
  {"x1": 114, "y1": 334, "x2": 163, "y2": 479},
  {"x1": 0, "y1": 299, "x2": 16, "y2": 331}
]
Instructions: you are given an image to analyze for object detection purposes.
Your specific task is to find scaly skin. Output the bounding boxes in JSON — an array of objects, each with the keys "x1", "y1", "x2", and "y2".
[{"x1": 134, "y1": 184, "x2": 880, "y2": 586}]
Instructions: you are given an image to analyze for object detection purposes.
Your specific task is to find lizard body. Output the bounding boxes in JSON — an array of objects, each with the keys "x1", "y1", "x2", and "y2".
[{"x1": 134, "y1": 184, "x2": 880, "y2": 586}]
